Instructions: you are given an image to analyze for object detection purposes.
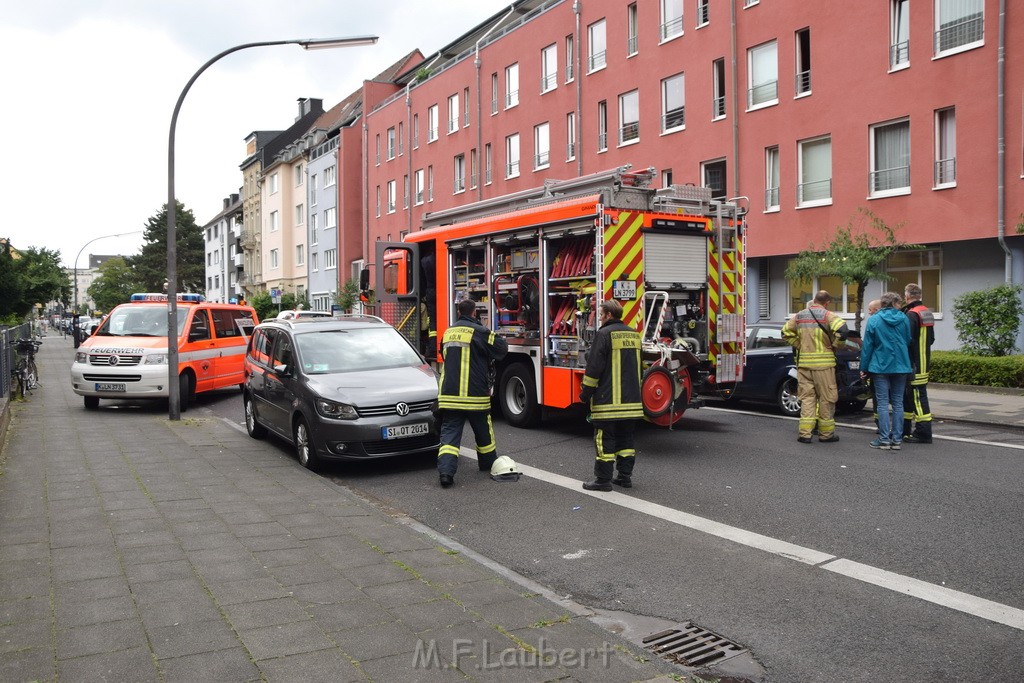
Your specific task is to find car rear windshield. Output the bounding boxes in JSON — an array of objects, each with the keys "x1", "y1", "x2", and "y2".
[{"x1": 296, "y1": 327, "x2": 423, "y2": 374}]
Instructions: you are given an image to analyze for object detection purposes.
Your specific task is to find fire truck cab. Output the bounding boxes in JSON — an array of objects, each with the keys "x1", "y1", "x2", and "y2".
[{"x1": 375, "y1": 166, "x2": 745, "y2": 428}]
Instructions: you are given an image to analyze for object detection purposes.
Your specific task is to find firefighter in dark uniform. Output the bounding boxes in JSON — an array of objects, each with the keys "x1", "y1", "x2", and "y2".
[
  {"x1": 902, "y1": 283, "x2": 935, "y2": 443},
  {"x1": 578, "y1": 299, "x2": 644, "y2": 491},
  {"x1": 436, "y1": 299, "x2": 509, "y2": 488}
]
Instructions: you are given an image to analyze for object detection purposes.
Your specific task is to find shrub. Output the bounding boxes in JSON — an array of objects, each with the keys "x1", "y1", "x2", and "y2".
[
  {"x1": 930, "y1": 350, "x2": 1024, "y2": 388},
  {"x1": 950, "y1": 284, "x2": 1024, "y2": 356}
]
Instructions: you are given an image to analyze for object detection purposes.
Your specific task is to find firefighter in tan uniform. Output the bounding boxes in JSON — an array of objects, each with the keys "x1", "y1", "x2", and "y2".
[
  {"x1": 783, "y1": 290, "x2": 850, "y2": 443},
  {"x1": 579, "y1": 300, "x2": 644, "y2": 491}
]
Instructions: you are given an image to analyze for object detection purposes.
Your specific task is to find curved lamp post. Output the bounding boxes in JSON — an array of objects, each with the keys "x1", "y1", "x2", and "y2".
[
  {"x1": 166, "y1": 35, "x2": 377, "y2": 420},
  {"x1": 73, "y1": 230, "x2": 143, "y2": 315}
]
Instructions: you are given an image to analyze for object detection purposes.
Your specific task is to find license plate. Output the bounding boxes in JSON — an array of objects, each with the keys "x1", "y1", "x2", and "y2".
[
  {"x1": 382, "y1": 422, "x2": 429, "y2": 440},
  {"x1": 95, "y1": 382, "x2": 126, "y2": 392},
  {"x1": 848, "y1": 361, "x2": 860, "y2": 370}
]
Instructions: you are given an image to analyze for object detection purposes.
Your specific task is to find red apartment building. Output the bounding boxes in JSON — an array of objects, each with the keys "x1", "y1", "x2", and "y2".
[{"x1": 357, "y1": 0, "x2": 1022, "y2": 350}]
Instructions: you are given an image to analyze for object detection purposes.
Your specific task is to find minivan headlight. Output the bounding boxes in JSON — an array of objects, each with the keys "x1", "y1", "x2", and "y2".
[
  {"x1": 315, "y1": 398, "x2": 358, "y2": 420},
  {"x1": 75, "y1": 352, "x2": 88, "y2": 364},
  {"x1": 144, "y1": 353, "x2": 168, "y2": 365}
]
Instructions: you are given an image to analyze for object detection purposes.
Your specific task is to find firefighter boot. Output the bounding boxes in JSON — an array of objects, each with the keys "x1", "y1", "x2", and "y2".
[
  {"x1": 583, "y1": 460, "x2": 614, "y2": 492},
  {"x1": 612, "y1": 454, "x2": 634, "y2": 488},
  {"x1": 478, "y1": 452, "x2": 498, "y2": 472}
]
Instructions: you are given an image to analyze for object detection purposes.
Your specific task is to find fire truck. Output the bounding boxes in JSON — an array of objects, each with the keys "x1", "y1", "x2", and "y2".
[{"x1": 374, "y1": 166, "x2": 746, "y2": 428}]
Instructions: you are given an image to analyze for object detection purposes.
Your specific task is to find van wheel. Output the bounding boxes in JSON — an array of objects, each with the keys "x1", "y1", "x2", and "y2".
[
  {"x1": 244, "y1": 395, "x2": 266, "y2": 438},
  {"x1": 84, "y1": 396, "x2": 99, "y2": 410},
  {"x1": 179, "y1": 373, "x2": 194, "y2": 412},
  {"x1": 295, "y1": 418, "x2": 320, "y2": 470},
  {"x1": 778, "y1": 377, "x2": 801, "y2": 417},
  {"x1": 499, "y1": 363, "x2": 540, "y2": 428}
]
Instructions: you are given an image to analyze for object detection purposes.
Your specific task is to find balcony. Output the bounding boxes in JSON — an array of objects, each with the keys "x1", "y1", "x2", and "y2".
[{"x1": 233, "y1": 252, "x2": 243, "y2": 267}]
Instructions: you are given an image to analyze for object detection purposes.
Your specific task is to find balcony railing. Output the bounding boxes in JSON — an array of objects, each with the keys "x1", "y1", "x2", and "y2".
[
  {"x1": 588, "y1": 50, "x2": 606, "y2": 72},
  {"x1": 448, "y1": 118, "x2": 458, "y2": 133},
  {"x1": 454, "y1": 178, "x2": 465, "y2": 193},
  {"x1": 934, "y1": 158, "x2": 956, "y2": 185},
  {"x1": 541, "y1": 73, "x2": 557, "y2": 91},
  {"x1": 506, "y1": 161, "x2": 520, "y2": 177},
  {"x1": 890, "y1": 40, "x2": 909, "y2": 67},
  {"x1": 764, "y1": 186, "x2": 780, "y2": 209},
  {"x1": 485, "y1": 168, "x2": 493, "y2": 184},
  {"x1": 505, "y1": 90, "x2": 519, "y2": 108},
  {"x1": 697, "y1": 2, "x2": 709, "y2": 25},
  {"x1": 662, "y1": 106, "x2": 685, "y2": 132},
  {"x1": 566, "y1": 142, "x2": 576, "y2": 160},
  {"x1": 627, "y1": 34, "x2": 638, "y2": 55},
  {"x1": 713, "y1": 95, "x2": 726, "y2": 118},
  {"x1": 660, "y1": 17, "x2": 683, "y2": 41},
  {"x1": 491, "y1": 97, "x2": 499, "y2": 114},
  {"x1": 870, "y1": 166, "x2": 910, "y2": 193},
  {"x1": 935, "y1": 14, "x2": 984, "y2": 54},
  {"x1": 797, "y1": 178, "x2": 832, "y2": 204},
  {"x1": 534, "y1": 152, "x2": 549, "y2": 169},
  {"x1": 565, "y1": 60, "x2": 574, "y2": 81},
  {"x1": 415, "y1": 190, "x2": 424, "y2": 205},
  {"x1": 619, "y1": 122, "x2": 639, "y2": 144},
  {"x1": 597, "y1": 132, "x2": 608, "y2": 151},
  {"x1": 795, "y1": 69, "x2": 811, "y2": 95},
  {"x1": 748, "y1": 80, "x2": 778, "y2": 108}
]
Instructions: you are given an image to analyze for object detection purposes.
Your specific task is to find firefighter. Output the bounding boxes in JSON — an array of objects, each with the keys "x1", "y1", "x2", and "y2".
[
  {"x1": 783, "y1": 290, "x2": 850, "y2": 443},
  {"x1": 578, "y1": 299, "x2": 644, "y2": 491},
  {"x1": 902, "y1": 283, "x2": 935, "y2": 443},
  {"x1": 436, "y1": 299, "x2": 509, "y2": 488}
]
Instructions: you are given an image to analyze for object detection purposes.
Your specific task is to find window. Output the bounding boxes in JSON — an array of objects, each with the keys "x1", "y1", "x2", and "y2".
[
  {"x1": 268, "y1": 173, "x2": 279, "y2": 194},
  {"x1": 713, "y1": 58, "x2": 726, "y2": 119},
  {"x1": 935, "y1": 107, "x2": 956, "y2": 187},
  {"x1": 415, "y1": 169, "x2": 425, "y2": 205},
  {"x1": 269, "y1": 248, "x2": 279, "y2": 269},
  {"x1": 448, "y1": 94, "x2": 459, "y2": 133},
  {"x1": 627, "y1": 4, "x2": 639, "y2": 55},
  {"x1": 588, "y1": 20, "x2": 607, "y2": 72},
  {"x1": 428, "y1": 165, "x2": 434, "y2": 202},
  {"x1": 310, "y1": 173, "x2": 318, "y2": 205},
  {"x1": 798, "y1": 136, "x2": 832, "y2": 206},
  {"x1": 748, "y1": 41, "x2": 779, "y2": 108},
  {"x1": 323, "y1": 165, "x2": 336, "y2": 187},
  {"x1": 294, "y1": 163, "x2": 304, "y2": 186},
  {"x1": 454, "y1": 154, "x2": 466, "y2": 193},
  {"x1": 765, "y1": 146, "x2": 780, "y2": 210},
  {"x1": 296, "y1": 244, "x2": 305, "y2": 267},
  {"x1": 660, "y1": 0, "x2": 683, "y2": 41},
  {"x1": 541, "y1": 44, "x2": 558, "y2": 92},
  {"x1": 470, "y1": 148, "x2": 478, "y2": 188},
  {"x1": 597, "y1": 100, "x2": 608, "y2": 151},
  {"x1": 413, "y1": 114, "x2": 420, "y2": 149},
  {"x1": 403, "y1": 174, "x2": 410, "y2": 208},
  {"x1": 269, "y1": 210, "x2": 279, "y2": 232},
  {"x1": 662, "y1": 73, "x2": 685, "y2": 132},
  {"x1": 324, "y1": 207, "x2": 336, "y2": 229},
  {"x1": 795, "y1": 28, "x2": 811, "y2": 96},
  {"x1": 787, "y1": 267, "x2": 861, "y2": 315},
  {"x1": 375, "y1": 134, "x2": 381, "y2": 165},
  {"x1": 619, "y1": 90, "x2": 639, "y2": 145},
  {"x1": 697, "y1": 0, "x2": 710, "y2": 27},
  {"x1": 398, "y1": 122, "x2": 404, "y2": 155},
  {"x1": 310, "y1": 213, "x2": 318, "y2": 245},
  {"x1": 485, "y1": 144, "x2": 493, "y2": 184},
  {"x1": 534, "y1": 122, "x2": 550, "y2": 169},
  {"x1": 565, "y1": 35, "x2": 575, "y2": 82},
  {"x1": 295, "y1": 204, "x2": 304, "y2": 225},
  {"x1": 463, "y1": 88, "x2": 470, "y2": 127},
  {"x1": 662, "y1": 169, "x2": 673, "y2": 186},
  {"x1": 886, "y1": 248, "x2": 943, "y2": 312},
  {"x1": 311, "y1": 253, "x2": 319, "y2": 272},
  {"x1": 506, "y1": 133, "x2": 520, "y2": 178},
  {"x1": 891, "y1": 0, "x2": 910, "y2": 68},
  {"x1": 935, "y1": 0, "x2": 984, "y2": 55},
  {"x1": 375, "y1": 186, "x2": 381, "y2": 217},
  {"x1": 505, "y1": 64, "x2": 519, "y2": 108},
  {"x1": 387, "y1": 127, "x2": 396, "y2": 159},
  {"x1": 702, "y1": 159, "x2": 727, "y2": 199},
  {"x1": 491, "y1": 73, "x2": 499, "y2": 114},
  {"x1": 427, "y1": 105, "x2": 439, "y2": 142},
  {"x1": 387, "y1": 180, "x2": 396, "y2": 213},
  {"x1": 566, "y1": 112, "x2": 576, "y2": 160},
  {"x1": 324, "y1": 248, "x2": 337, "y2": 270},
  {"x1": 870, "y1": 118, "x2": 911, "y2": 196}
]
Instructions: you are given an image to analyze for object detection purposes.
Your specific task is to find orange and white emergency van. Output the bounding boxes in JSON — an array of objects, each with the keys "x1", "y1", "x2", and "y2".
[
  {"x1": 71, "y1": 293, "x2": 258, "y2": 410},
  {"x1": 374, "y1": 166, "x2": 746, "y2": 428}
]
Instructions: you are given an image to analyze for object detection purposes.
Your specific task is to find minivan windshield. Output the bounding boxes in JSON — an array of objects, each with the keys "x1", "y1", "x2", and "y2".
[
  {"x1": 296, "y1": 327, "x2": 423, "y2": 374},
  {"x1": 94, "y1": 304, "x2": 188, "y2": 337}
]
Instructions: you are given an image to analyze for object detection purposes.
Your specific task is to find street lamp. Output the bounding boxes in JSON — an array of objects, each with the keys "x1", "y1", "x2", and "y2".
[
  {"x1": 73, "y1": 231, "x2": 142, "y2": 341},
  {"x1": 166, "y1": 35, "x2": 377, "y2": 420}
]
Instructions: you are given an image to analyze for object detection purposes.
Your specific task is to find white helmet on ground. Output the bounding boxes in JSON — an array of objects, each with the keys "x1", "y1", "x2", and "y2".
[{"x1": 490, "y1": 455, "x2": 522, "y2": 482}]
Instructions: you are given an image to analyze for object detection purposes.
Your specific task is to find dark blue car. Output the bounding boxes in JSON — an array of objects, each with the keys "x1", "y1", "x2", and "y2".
[{"x1": 717, "y1": 323, "x2": 868, "y2": 417}]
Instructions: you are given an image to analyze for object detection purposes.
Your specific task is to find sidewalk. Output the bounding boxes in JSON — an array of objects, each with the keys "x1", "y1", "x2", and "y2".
[{"x1": 0, "y1": 337, "x2": 678, "y2": 682}]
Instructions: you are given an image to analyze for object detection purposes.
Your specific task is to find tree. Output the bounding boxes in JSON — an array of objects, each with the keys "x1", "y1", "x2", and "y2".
[
  {"x1": 784, "y1": 209, "x2": 920, "y2": 333},
  {"x1": 952, "y1": 284, "x2": 1024, "y2": 356},
  {"x1": 127, "y1": 201, "x2": 205, "y2": 293},
  {"x1": 87, "y1": 257, "x2": 139, "y2": 313},
  {"x1": 0, "y1": 242, "x2": 69, "y2": 323},
  {"x1": 335, "y1": 278, "x2": 359, "y2": 312}
]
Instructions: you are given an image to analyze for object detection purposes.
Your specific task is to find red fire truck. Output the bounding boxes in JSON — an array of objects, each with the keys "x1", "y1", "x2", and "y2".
[{"x1": 374, "y1": 166, "x2": 746, "y2": 428}]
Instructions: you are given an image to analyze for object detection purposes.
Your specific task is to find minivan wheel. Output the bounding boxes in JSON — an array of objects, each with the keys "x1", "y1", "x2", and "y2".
[
  {"x1": 778, "y1": 377, "x2": 801, "y2": 417},
  {"x1": 294, "y1": 418, "x2": 320, "y2": 470},
  {"x1": 84, "y1": 396, "x2": 99, "y2": 410},
  {"x1": 179, "y1": 373, "x2": 194, "y2": 412},
  {"x1": 244, "y1": 395, "x2": 266, "y2": 438}
]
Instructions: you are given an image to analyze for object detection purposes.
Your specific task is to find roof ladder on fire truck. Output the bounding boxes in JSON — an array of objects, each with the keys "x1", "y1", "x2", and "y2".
[{"x1": 714, "y1": 201, "x2": 744, "y2": 383}]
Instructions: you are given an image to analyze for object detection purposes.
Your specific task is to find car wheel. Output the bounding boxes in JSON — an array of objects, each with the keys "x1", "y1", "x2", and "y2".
[
  {"x1": 84, "y1": 396, "x2": 99, "y2": 410},
  {"x1": 244, "y1": 395, "x2": 266, "y2": 438},
  {"x1": 178, "y1": 373, "x2": 194, "y2": 412},
  {"x1": 777, "y1": 376, "x2": 801, "y2": 417},
  {"x1": 294, "y1": 418, "x2": 320, "y2": 470},
  {"x1": 499, "y1": 363, "x2": 541, "y2": 428}
]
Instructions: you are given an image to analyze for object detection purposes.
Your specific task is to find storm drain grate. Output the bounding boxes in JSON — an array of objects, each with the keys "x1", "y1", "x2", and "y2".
[{"x1": 642, "y1": 622, "x2": 748, "y2": 669}]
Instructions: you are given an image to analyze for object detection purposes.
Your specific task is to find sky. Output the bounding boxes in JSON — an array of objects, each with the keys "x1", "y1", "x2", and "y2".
[{"x1": 0, "y1": 0, "x2": 514, "y2": 267}]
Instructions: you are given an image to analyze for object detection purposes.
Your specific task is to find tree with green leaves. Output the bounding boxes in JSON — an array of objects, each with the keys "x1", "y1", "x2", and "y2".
[
  {"x1": 784, "y1": 209, "x2": 920, "y2": 333},
  {"x1": 127, "y1": 201, "x2": 205, "y2": 293},
  {"x1": 87, "y1": 257, "x2": 140, "y2": 313},
  {"x1": 951, "y1": 284, "x2": 1023, "y2": 356},
  {"x1": 0, "y1": 242, "x2": 69, "y2": 324}
]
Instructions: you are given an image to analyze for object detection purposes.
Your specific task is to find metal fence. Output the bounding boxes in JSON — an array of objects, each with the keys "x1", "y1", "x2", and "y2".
[{"x1": 2, "y1": 323, "x2": 34, "y2": 398}]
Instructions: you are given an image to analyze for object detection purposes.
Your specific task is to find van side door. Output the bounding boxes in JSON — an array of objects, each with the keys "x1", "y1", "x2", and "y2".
[
  {"x1": 210, "y1": 307, "x2": 254, "y2": 388},
  {"x1": 186, "y1": 309, "x2": 216, "y2": 393}
]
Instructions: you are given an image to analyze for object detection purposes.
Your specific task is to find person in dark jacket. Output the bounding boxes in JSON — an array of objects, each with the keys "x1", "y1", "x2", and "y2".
[
  {"x1": 902, "y1": 283, "x2": 935, "y2": 443},
  {"x1": 860, "y1": 292, "x2": 912, "y2": 450},
  {"x1": 578, "y1": 299, "x2": 644, "y2": 491},
  {"x1": 436, "y1": 299, "x2": 509, "y2": 488}
]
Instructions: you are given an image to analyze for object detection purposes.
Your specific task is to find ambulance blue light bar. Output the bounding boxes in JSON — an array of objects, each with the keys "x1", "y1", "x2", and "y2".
[{"x1": 130, "y1": 293, "x2": 205, "y2": 303}]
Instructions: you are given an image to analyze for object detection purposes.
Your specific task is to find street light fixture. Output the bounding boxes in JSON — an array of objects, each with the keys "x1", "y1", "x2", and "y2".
[
  {"x1": 166, "y1": 35, "x2": 377, "y2": 420},
  {"x1": 73, "y1": 230, "x2": 143, "y2": 331}
]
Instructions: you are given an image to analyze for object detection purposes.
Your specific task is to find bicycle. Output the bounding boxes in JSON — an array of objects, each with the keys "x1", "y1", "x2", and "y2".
[{"x1": 13, "y1": 338, "x2": 41, "y2": 398}]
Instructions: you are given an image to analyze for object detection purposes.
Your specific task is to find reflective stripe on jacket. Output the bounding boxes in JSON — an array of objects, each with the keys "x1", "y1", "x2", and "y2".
[
  {"x1": 782, "y1": 304, "x2": 849, "y2": 369},
  {"x1": 581, "y1": 320, "x2": 644, "y2": 420},
  {"x1": 438, "y1": 315, "x2": 509, "y2": 411},
  {"x1": 904, "y1": 301, "x2": 934, "y2": 379}
]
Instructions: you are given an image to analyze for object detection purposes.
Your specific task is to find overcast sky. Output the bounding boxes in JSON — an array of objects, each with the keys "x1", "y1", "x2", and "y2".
[{"x1": 0, "y1": 0, "x2": 513, "y2": 267}]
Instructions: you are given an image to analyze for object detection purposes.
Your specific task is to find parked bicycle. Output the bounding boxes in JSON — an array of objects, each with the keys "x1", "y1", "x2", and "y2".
[{"x1": 13, "y1": 338, "x2": 42, "y2": 398}]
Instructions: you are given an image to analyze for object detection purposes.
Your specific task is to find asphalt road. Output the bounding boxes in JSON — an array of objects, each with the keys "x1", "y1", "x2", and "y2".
[{"x1": 199, "y1": 390, "x2": 1024, "y2": 682}]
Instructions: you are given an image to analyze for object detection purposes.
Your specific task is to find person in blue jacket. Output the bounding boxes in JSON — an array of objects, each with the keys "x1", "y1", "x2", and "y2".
[{"x1": 859, "y1": 291, "x2": 912, "y2": 450}]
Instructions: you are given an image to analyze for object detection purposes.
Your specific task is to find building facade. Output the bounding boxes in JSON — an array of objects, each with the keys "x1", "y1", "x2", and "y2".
[{"x1": 203, "y1": 193, "x2": 244, "y2": 304}]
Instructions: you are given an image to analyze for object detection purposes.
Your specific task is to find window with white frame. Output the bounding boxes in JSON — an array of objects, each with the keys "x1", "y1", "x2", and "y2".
[
  {"x1": 541, "y1": 44, "x2": 558, "y2": 92},
  {"x1": 713, "y1": 58, "x2": 726, "y2": 119},
  {"x1": 325, "y1": 207, "x2": 336, "y2": 229},
  {"x1": 375, "y1": 134, "x2": 381, "y2": 165},
  {"x1": 269, "y1": 173, "x2": 279, "y2": 194},
  {"x1": 428, "y1": 165, "x2": 434, "y2": 202},
  {"x1": 786, "y1": 266, "x2": 861, "y2": 315},
  {"x1": 534, "y1": 122, "x2": 550, "y2": 169},
  {"x1": 470, "y1": 148, "x2": 478, "y2": 188},
  {"x1": 323, "y1": 165, "x2": 336, "y2": 187},
  {"x1": 413, "y1": 114, "x2": 420, "y2": 148},
  {"x1": 453, "y1": 154, "x2": 466, "y2": 193},
  {"x1": 296, "y1": 244, "x2": 304, "y2": 267},
  {"x1": 627, "y1": 3, "x2": 639, "y2": 55},
  {"x1": 702, "y1": 158, "x2": 727, "y2": 199},
  {"x1": 597, "y1": 100, "x2": 608, "y2": 151},
  {"x1": 447, "y1": 94, "x2": 459, "y2": 133},
  {"x1": 660, "y1": 0, "x2": 683, "y2": 41},
  {"x1": 506, "y1": 134, "x2": 520, "y2": 178},
  {"x1": 886, "y1": 248, "x2": 943, "y2": 312},
  {"x1": 387, "y1": 180, "x2": 396, "y2": 213},
  {"x1": 765, "y1": 146, "x2": 780, "y2": 210},
  {"x1": 798, "y1": 135, "x2": 832, "y2": 206},
  {"x1": 310, "y1": 173, "x2": 318, "y2": 205},
  {"x1": 748, "y1": 40, "x2": 778, "y2": 108},
  {"x1": 310, "y1": 252, "x2": 318, "y2": 272},
  {"x1": 485, "y1": 144, "x2": 493, "y2": 184},
  {"x1": 269, "y1": 210, "x2": 279, "y2": 232},
  {"x1": 870, "y1": 118, "x2": 910, "y2": 196},
  {"x1": 795, "y1": 28, "x2": 811, "y2": 95},
  {"x1": 427, "y1": 104, "x2": 439, "y2": 142},
  {"x1": 891, "y1": 0, "x2": 910, "y2": 68},
  {"x1": 294, "y1": 163, "x2": 303, "y2": 186},
  {"x1": 697, "y1": 0, "x2": 709, "y2": 27},
  {"x1": 662, "y1": 73, "x2": 685, "y2": 132},
  {"x1": 463, "y1": 88, "x2": 470, "y2": 127},
  {"x1": 324, "y1": 248, "x2": 337, "y2": 270},
  {"x1": 310, "y1": 213, "x2": 318, "y2": 245},
  {"x1": 619, "y1": 90, "x2": 639, "y2": 145},
  {"x1": 375, "y1": 186, "x2": 381, "y2": 217},
  {"x1": 565, "y1": 34, "x2": 575, "y2": 81},
  {"x1": 935, "y1": 0, "x2": 984, "y2": 55},
  {"x1": 294, "y1": 204, "x2": 304, "y2": 226},
  {"x1": 403, "y1": 174, "x2": 410, "y2": 208},
  {"x1": 935, "y1": 107, "x2": 956, "y2": 187},
  {"x1": 398, "y1": 121, "x2": 404, "y2": 155},
  {"x1": 491, "y1": 73, "x2": 499, "y2": 114},
  {"x1": 566, "y1": 112, "x2": 576, "y2": 160},
  {"x1": 269, "y1": 248, "x2": 279, "y2": 269},
  {"x1": 505, "y1": 64, "x2": 519, "y2": 108},
  {"x1": 387, "y1": 127, "x2": 396, "y2": 159},
  {"x1": 588, "y1": 19, "x2": 607, "y2": 72},
  {"x1": 415, "y1": 169, "x2": 425, "y2": 205}
]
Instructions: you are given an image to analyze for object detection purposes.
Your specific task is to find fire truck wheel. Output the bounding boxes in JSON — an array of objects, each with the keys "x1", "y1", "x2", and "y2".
[
  {"x1": 499, "y1": 363, "x2": 541, "y2": 428},
  {"x1": 641, "y1": 366, "x2": 675, "y2": 418}
]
